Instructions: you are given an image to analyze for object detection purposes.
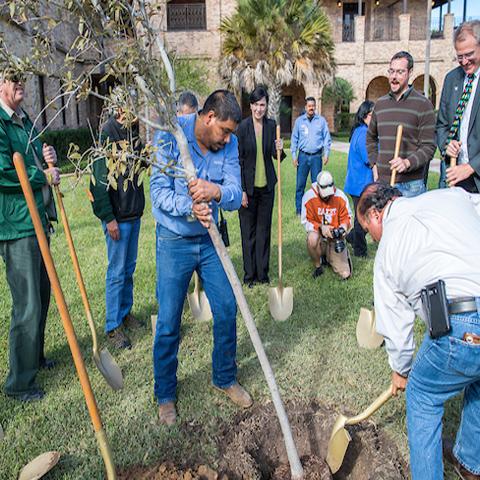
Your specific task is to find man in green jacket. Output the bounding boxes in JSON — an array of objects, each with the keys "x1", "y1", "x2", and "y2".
[{"x1": 0, "y1": 70, "x2": 60, "y2": 401}]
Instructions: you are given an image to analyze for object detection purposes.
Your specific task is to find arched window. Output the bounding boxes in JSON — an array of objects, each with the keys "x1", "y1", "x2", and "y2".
[{"x1": 167, "y1": 0, "x2": 206, "y2": 31}]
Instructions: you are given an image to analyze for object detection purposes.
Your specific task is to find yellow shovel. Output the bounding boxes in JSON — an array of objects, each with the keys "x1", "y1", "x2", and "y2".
[
  {"x1": 356, "y1": 307, "x2": 384, "y2": 349},
  {"x1": 18, "y1": 451, "x2": 61, "y2": 480},
  {"x1": 50, "y1": 161, "x2": 123, "y2": 391},
  {"x1": 326, "y1": 384, "x2": 394, "y2": 474},
  {"x1": 268, "y1": 126, "x2": 293, "y2": 321},
  {"x1": 187, "y1": 272, "x2": 212, "y2": 322}
]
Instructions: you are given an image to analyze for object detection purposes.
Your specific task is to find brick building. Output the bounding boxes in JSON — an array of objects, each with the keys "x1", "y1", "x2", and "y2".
[{"x1": 159, "y1": 0, "x2": 479, "y2": 131}]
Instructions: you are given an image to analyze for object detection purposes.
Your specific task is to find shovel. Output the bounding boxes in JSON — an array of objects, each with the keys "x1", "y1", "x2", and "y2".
[
  {"x1": 326, "y1": 384, "x2": 394, "y2": 474},
  {"x1": 187, "y1": 272, "x2": 212, "y2": 321},
  {"x1": 49, "y1": 161, "x2": 123, "y2": 391},
  {"x1": 356, "y1": 125, "x2": 403, "y2": 346},
  {"x1": 269, "y1": 126, "x2": 293, "y2": 321},
  {"x1": 356, "y1": 307, "x2": 384, "y2": 349},
  {"x1": 389, "y1": 124, "x2": 403, "y2": 187},
  {"x1": 18, "y1": 451, "x2": 61, "y2": 480},
  {"x1": 14, "y1": 153, "x2": 116, "y2": 479}
]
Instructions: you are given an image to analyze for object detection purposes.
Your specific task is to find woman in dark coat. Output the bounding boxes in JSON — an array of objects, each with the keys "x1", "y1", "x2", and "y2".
[{"x1": 237, "y1": 86, "x2": 285, "y2": 287}]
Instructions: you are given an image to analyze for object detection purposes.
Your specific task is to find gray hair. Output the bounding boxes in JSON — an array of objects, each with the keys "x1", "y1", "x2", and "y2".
[{"x1": 454, "y1": 20, "x2": 480, "y2": 45}]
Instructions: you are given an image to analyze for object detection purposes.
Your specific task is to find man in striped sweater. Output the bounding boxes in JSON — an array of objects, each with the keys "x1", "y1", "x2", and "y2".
[
  {"x1": 366, "y1": 51, "x2": 436, "y2": 197},
  {"x1": 301, "y1": 171, "x2": 352, "y2": 280}
]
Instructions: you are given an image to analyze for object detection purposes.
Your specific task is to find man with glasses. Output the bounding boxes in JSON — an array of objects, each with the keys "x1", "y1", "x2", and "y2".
[
  {"x1": 0, "y1": 69, "x2": 60, "y2": 401},
  {"x1": 366, "y1": 51, "x2": 436, "y2": 197},
  {"x1": 437, "y1": 21, "x2": 480, "y2": 193}
]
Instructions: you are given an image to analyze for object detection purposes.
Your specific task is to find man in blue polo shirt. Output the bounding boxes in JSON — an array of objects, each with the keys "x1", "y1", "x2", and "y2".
[
  {"x1": 291, "y1": 97, "x2": 332, "y2": 215},
  {"x1": 151, "y1": 90, "x2": 253, "y2": 426}
]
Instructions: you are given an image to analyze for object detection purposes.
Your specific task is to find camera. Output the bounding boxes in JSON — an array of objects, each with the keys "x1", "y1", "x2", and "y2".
[{"x1": 331, "y1": 227, "x2": 346, "y2": 253}]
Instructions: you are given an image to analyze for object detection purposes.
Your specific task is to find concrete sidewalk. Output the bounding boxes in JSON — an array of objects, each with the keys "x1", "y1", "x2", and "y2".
[{"x1": 331, "y1": 140, "x2": 441, "y2": 174}]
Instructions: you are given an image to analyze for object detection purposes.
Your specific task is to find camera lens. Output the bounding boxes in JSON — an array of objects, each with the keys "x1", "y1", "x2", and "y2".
[{"x1": 334, "y1": 239, "x2": 345, "y2": 253}]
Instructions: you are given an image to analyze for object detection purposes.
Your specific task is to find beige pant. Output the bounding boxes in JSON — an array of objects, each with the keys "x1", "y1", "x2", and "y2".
[{"x1": 307, "y1": 232, "x2": 352, "y2": 279}]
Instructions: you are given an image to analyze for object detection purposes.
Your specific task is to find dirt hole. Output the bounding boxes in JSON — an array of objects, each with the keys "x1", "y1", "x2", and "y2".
[{"x1": 119, "y1": 400, "x2": 408, "y2": 479}]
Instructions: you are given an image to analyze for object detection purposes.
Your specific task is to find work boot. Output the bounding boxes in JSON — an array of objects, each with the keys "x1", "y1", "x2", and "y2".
[
  {"x1": 158, "y1": 401, "x2": 177, "y2": 426},
  {"x1": 312, "y1": 266, "x2": 324, "y2": 279},
  {"x1": 443, "y1": 438, "x2": 480, "y2": 479},
  {"x1": 214, "y1": 382, "x2": 253, "y2": 408},
  {"x1": 321, "y1": 255, "x2": 329, "y2": 267},
  {"x1": 107, "y1": 327, "x2": 132, "y2": 350},
  {"x1": 123, "y1": 313, "x2": 144, "y2": 329}
]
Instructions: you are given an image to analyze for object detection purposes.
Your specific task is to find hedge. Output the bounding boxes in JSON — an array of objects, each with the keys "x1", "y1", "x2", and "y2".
[{"x1": 41, "y1": 127, "x2": 94, "y2": 173}]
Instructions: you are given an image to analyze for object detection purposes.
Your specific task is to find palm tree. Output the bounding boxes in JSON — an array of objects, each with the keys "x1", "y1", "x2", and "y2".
[{"x1": 219, "y1": 0, "x2": 335, "y2": 122}]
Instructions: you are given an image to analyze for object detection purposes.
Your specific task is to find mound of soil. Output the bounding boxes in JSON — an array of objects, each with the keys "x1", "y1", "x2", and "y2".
[
  {"x1": 119, "y1": 400, "x2": 407, "y2": 479},
  {"x1": 218, "y1": 400, "x2": 407, "y2": 480}
]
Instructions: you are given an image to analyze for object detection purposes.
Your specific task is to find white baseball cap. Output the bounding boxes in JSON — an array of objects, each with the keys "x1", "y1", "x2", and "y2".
[{"x1": 317, "y1": 171, "x2": 335, "y2": 198}]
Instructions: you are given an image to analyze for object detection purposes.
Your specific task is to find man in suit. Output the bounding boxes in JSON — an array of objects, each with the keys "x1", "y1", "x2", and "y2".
[{"x1": 437, "y1": 21, "x2": 480, "y2": 193}]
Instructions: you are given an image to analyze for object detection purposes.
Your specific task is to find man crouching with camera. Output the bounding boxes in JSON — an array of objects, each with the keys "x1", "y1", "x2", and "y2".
[
  {"x1": 301, "y1": 171, "x2": 352, "y2": 279},
  {"x1": 357, "y1": 183, "x2": 480, "y2": 480}
]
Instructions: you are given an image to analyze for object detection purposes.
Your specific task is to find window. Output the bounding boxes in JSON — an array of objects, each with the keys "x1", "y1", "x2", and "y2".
[{"x1": 167, "y1": 0, "x2": 206, "y2": 31}]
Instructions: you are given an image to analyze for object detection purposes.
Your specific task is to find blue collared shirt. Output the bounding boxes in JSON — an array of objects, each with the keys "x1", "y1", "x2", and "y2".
[
  {"x1": 290, "y1": 113, "x2": 331, "y2": 158},
  {"x1": 150, "y1": 113, "x2": 242, "y2": 237}
]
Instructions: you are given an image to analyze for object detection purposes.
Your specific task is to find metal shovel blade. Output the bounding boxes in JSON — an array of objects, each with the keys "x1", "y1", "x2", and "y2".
[
  {"x1": 356, "y1": 308, "x2": 384, "y2": 349},
  {"x1": 187, "y1": 273, "x2": 212, "y2": 322},
  {"x1": 268, "y1": 286, "x2": 293, "y2": 321},
  {"x1": 326, "y1": 385, "x2": 393, "y2": 474},
  {"x1": 94, "y1": 349, "x2": 124, "y2": 391},
  {"x1": 18, "y1": 451, "x2": 61, "y2": 480},
  {"x1": 326, "y1": 414, "x2": 351, "y2": 474}
]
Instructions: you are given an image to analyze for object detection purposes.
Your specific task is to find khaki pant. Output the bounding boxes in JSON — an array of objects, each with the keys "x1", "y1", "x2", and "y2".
[{"x1": 307, "y1": 231, "x2": 351, "y2": 279}]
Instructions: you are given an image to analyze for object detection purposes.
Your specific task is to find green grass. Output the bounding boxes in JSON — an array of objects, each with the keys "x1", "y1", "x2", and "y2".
[{"x1": 0, "y1": 151, "x2": 459, "y2": 479}]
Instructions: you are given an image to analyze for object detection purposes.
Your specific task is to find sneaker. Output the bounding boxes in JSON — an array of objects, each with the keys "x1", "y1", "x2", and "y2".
[
  {"x1": 214, "y1": 382, "x2": 253, "y2": 408},
  {"x1": 312, "y1": 266, "x2": 324, "y2": 279},
  {"x1": 443, "y1": 438, "x2": 480, "y2": 479},
  {"x1": 158, "y1": 401, "x2": 177, "y2": 426},
  {"x1": 8, "y1": 389, "x2": 45, "y2": 402},
  {"x1": 39, "y1": 358, "x2": 56, "y2": 370},
  {"x1": 107, "y1": 327, "x2": 132, "y2": 350},
  {"x1": 123, "y1": 313, "x2": 144, "y2": 329}
]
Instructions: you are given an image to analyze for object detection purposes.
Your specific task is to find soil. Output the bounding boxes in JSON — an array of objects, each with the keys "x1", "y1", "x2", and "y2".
[{"x1": 119, "y1": 400, "x2": 408, "y2": 480}]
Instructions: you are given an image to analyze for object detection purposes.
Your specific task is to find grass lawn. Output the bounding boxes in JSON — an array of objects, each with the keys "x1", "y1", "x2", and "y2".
[{"x1": 0, "y1": 151, "x2": 460, "y2": 479}]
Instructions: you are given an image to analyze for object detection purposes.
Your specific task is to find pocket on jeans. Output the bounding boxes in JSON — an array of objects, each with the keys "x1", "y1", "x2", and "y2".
[
  {"x1": 448, "y1": 336, "x2": 480, "y2": 377},
  {"x1": 156, "y1": 226, "x2": 183, "y2": 241}
]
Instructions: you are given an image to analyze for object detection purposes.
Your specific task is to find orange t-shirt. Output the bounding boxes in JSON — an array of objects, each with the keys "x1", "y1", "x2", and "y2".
[{"x1": 301, "y1": 183, "x2": 352, "y2": 232}]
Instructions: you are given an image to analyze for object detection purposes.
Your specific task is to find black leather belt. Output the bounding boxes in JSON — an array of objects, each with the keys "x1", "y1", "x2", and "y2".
[
  {"x1": 448, "y1": 297, "x2": 478, "y2": 315},
  {"x1": 300, "y1": 150, "x2": 322, "y2": 156}
]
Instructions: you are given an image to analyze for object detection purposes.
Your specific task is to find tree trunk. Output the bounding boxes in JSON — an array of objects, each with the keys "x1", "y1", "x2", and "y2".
[
  {"x1": 171, "y1": 126, "x2": 304, "y2": 480},
  {"x1": 268, "y1": 82, "x2": 283, "y2": 125}
]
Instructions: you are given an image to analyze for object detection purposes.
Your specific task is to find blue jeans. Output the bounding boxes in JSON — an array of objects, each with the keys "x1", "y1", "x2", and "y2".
[
  {"x1": 153, "y1": 224, "x2": 237, "y2": 404},
  {"x1": 394, "y1": 178, "x2": 426, "y2": 198},
  {"x1": 102, "y1": 218, "x2": 141, "y2": 333},
  {"x1": 406, "y1": 301, "x2": 480, "y2": 479},
  {"x1": 295, "y1": 150, "x2": 323, "y2": 214}
]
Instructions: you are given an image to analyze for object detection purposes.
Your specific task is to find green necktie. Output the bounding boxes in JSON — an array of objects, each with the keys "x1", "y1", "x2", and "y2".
[{"x1": 446, "y1": 73, "x2": 475, "y2": 146}]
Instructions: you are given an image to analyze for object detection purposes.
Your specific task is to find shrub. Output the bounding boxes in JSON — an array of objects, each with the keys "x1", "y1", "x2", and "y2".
[{"x1": 41, "y1": 127, "x2": 94, "y2": 173}]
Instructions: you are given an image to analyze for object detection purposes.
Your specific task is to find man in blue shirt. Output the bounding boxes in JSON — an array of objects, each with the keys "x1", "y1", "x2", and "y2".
[
  {"x1": 291, "y1": 97, "x2": 332, "y2": 215},
  {"x1": 151, "y1": 90, "x2": 253, "y2": 425}
]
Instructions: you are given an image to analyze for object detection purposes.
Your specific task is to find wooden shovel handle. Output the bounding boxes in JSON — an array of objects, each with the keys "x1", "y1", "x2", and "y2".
[
  {"x1": 450, "y1": 155, "x2": 457, "y2": 168},
  {"x1": 47, "y1": 161, "x2": 99, "y2": 351},
  {"x1": 276, "y1": 125, "x2": 283, "y2": 285},
  {"x1": 390, "y1": 125, "x2": 403, "y2": 187},
  {"x1": 14, "y1": 153, "x2": 103, "y2": 431},
  {"x1": 345, "y1": 384, "x2": 393, "y2": 426}
]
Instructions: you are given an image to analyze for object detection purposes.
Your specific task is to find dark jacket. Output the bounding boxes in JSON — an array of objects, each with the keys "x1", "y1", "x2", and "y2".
[
  {"x1": 0, "y1": 106, "x2": 55, "y2": 241},
  {"x1": 90, "y1": 116, "x2": 145, "y2": 223},
  {"x1": 237, "y1": 116, "x2": 286, "y2": 197},
  {"x1": 436, "y1": 66, "x2": 480, "y2": 192}
]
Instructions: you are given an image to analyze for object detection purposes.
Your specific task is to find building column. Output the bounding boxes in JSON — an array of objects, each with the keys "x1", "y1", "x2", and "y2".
[
  {"x1": 399, "y1": 13, "x2": 411, "y2": 43},
  {"x1": 403, "y1": 0, "x2": 408, "y2": 14}
]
